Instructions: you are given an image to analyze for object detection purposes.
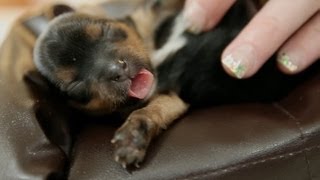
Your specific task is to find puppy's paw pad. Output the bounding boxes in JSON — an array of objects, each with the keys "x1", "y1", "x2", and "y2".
[
  {"x1": 114, "y1": 145, "x2": 146, "y2": 168},
  {"x1": 112, "y1": 117, "x2": 152, "y2": 167}
]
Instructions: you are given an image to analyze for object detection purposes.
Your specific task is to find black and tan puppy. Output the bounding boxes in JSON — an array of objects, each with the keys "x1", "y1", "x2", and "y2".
[{"x1": 33, "y1": 0, "x2": 319, "y2": 168}]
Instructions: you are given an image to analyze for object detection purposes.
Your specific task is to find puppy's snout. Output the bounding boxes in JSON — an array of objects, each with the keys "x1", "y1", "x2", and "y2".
[{"x1": 106, "y1": 59, "x2": 129, "y2": 82}]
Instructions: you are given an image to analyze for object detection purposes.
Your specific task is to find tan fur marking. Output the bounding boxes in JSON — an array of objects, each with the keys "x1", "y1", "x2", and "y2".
[
  {"x1": 115, "y1": 22, "x2": 150, "y2": 64},
  {"x1": 74, "y1": 82, "x2": 118, "y2": 114},
  {"x1": 55, "y1": 68, "x2": 76, "y2": 84},
  {"x1": 143, "y1": 92, "x2": 189, "y2": 129},
  {"x1": 130, "y1": 8, "x2": 155, "y2": 51},
  {"x1": 72, "y1": 94, "x2": 114, "y2": 115},
  {"x1": 83, "y1": 98, "x2": 108, "y2": 111},
  {"x1": 130, "y1": 0, "x2": 185, "y2": 51},
  {"x1": 129, "y1": 92, "x2": 189, "y2": 130},
  {"x1": 85, "y1": 24, "x2": 102, "y2": 40}
]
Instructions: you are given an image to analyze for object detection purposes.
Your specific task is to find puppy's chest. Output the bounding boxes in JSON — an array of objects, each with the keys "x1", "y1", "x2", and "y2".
[{"x1": 148, "y1": 15, "x2": 217, "y2": 105}]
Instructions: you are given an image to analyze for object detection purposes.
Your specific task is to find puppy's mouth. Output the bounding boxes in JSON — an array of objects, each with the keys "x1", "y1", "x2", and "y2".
[{"x1": 128, "y1": 69, "x2": 154, "y2": 99}]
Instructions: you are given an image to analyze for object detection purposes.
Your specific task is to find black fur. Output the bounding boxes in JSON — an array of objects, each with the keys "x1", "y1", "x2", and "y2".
[{"x1": 156, "y1": 1, "x2": 318, "y2": 107}]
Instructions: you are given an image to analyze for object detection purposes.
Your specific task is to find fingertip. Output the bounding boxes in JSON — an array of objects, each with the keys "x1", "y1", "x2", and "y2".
[
  {"x1": 277, "y1": 12, "x2": 320, "y2": 75},
  {"x1": 220, "y1": 0, "x2": 319, "y2": 78},
  {"x1": 183, "y1": 0, "x2": 208, "y2": 34},
  {"x1": 221, "y1": 54, "x2": 247, "y2": 79},
  {"x1": 202, "y1": 0, "x2": 236, "y2": 31},
  {"x1": 221, "y1": 43, "x2": 260, "y2": 79},
  {"x1": 276, "y1": 53, "x2": 299, "y2": 75},
  {"x1": 183, "y1": 0, "x2": 236, "y2": 33}
]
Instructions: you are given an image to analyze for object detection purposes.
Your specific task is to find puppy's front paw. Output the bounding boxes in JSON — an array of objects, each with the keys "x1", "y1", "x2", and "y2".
[{"x1": 111, "y1": 116, "x2": 155, "y2": 168}]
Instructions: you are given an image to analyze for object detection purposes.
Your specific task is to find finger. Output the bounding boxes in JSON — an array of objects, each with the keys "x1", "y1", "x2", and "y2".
[
  {"x1": 221, "y1": 0, "x2": 319, "y2": 79},
  {"x1": 278, "y1": 12, "x2": 320, "y2": 74},
  {"x1": 182, "y1": 0, "x2": 236, "y2": 33}
]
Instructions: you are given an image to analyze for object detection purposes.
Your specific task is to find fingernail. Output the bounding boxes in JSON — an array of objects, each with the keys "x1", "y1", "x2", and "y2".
[
  {"x1": 277, "y1": 53, "x2": 298, "y2": 72},
  {"x1": 182, "y1": 0, "x2": 207, "y2": 34},
  {"x1": 222, "y1": 44, "x2": 255, "y2": 79},
  {"x1": 222, "y1": 55, "x2": 247, "y2": 79}
]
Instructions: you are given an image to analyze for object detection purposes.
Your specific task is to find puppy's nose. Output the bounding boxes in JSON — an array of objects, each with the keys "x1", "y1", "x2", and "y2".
[{"x1": 106, "y1": 59, "x2": 128, "y2": 82}]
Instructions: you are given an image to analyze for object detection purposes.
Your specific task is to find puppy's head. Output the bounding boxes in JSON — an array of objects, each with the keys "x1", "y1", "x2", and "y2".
[{"x1": 34, "y1": 10, "x2": 154, "y2": 114}]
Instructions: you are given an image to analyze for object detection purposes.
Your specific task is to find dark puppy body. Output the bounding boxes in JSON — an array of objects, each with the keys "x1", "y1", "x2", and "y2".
[{"x1": 32, "y1": 1, "x2": 319, "y2": 168}]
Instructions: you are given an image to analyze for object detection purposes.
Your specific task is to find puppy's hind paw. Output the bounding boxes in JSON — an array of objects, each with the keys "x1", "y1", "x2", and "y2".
[{"x1": 113, "y1": 146, "x2": 146, "y2": 169}]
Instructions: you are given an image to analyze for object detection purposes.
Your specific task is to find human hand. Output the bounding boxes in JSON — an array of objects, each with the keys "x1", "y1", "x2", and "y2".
[{"x1": 183, "y1": 0, "x2": 320, "y2": 79}]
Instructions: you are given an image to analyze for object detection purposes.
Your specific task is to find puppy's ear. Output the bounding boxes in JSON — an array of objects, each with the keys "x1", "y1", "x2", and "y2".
[
  {"x1": 23, "y1": 71, "x2": 53, "y2": 94},
  {"x1": 45, "y1": 4, "x2": 74, "y2": 20},
  {"x1": 52, "y1": 4, "x2": 74, "y2": 17}
]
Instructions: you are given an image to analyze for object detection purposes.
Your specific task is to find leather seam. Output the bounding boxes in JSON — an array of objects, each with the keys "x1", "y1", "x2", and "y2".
[
  {"x1": 273, "y1": 103, "x2": 313, "y2": 180},
  {"x1": 304, "y1": 151, "x2": 313, "y2": 180},
  {"x1": 179, "y1": 144, "x2": 320, "y2": 180},
  {"x1": 179, "y1": 103, "x2": 316, "y2": 180},
  {"x1": 272, "y1": 103, "x2": 305, "y2": 140}
]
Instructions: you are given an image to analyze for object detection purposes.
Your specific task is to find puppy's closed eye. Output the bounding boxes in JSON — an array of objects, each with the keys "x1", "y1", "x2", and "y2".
[
  {"x1": 104, "y1": 26, "x2": 128, "y2": 42},
  {"x1": 66, "y1": 81, "x2": 91, "y2": 104}
]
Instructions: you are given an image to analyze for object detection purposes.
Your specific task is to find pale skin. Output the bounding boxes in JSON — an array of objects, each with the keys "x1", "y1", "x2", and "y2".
[{"x1": 183, "y1": 0, "x2": 320, "y2": 79}]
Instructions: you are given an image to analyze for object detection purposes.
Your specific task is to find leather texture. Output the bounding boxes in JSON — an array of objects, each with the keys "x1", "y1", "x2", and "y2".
[
  {"x1": 68, "y1": 77, "x2": 320, "y2": 179},
  {"x1": 0, "y1": 1, "x2": 320, "y2": 180},
  {"x1": 0, "y1": 15, "x2": 66, "y2": 179}
]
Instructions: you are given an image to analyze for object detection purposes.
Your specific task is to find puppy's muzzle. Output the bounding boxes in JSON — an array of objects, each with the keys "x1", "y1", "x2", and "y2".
[{"x1": 99, "y1": 59, "x2": 129, "y2": 82}]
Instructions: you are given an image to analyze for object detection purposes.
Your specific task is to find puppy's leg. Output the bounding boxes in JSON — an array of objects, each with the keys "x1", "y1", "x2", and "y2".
[{"x1": 112, "y1": 92, "x2": 189, "y2": 168}]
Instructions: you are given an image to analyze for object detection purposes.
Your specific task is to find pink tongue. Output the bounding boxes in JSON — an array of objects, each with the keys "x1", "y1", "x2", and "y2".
[{"x1": 128, "y1": 69, "x2": 154, "y2": 99}]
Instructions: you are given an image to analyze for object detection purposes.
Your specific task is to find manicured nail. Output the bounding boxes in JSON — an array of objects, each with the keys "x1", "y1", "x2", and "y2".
[
  {"x1": 278, "y1": 53, "x2": 298, "y2": 72},
  {"x1": 182, "y1": 0, "x2": 207, "y2": 34},
  {"x1": 222, "y1": 55, "x2": 246, "y2": 79},
  {"x1": 222, "y1": 44, "x2": 255, "y2": 79}
]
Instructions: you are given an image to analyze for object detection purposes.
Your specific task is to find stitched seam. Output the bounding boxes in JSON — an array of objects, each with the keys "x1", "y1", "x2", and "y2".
[
  {"x1": 273, "y1": 103, "x2": 313, "y2": 180},
  {"x1": 304, "y1": 152, "x2": 313, "y2": 180},
  {"x1": 179, "y1": 103, "x2": 315, "y2": 180},
  {"x1": 178, "y1": 145, "x2": 320, "y2": 180},
  {"x1": 273, "y1": 103, "x2": 304, "y2": 140}
]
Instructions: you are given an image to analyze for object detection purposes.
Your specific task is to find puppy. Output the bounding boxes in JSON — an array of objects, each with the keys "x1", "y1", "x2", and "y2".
[{"x1": 32, "y1": 0, "x2": 319, "y2": 168}]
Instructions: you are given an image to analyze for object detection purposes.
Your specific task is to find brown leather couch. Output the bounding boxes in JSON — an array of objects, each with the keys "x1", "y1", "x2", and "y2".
[{"x1": 0, "y1": 2, "x2": 320, "y2": 180}]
